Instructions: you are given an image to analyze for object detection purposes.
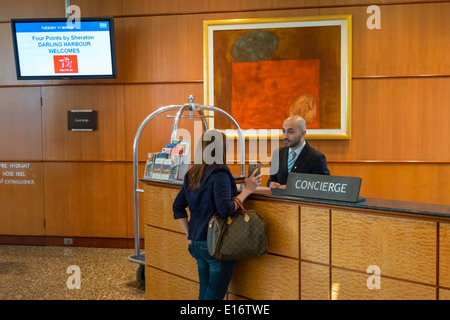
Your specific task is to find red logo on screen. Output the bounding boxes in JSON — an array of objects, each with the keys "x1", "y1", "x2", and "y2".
[{"x1": 53, "y1": 55, "x2": 78, "y2": 73}]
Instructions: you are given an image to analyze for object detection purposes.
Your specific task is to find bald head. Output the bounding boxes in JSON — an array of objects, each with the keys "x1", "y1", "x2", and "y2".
[
  {"x1": 284, "y1": 115, "x2": 306, "y2": 131},
  {"x1": 282, "y1": 115, "x2": 306, "y2": 149}
]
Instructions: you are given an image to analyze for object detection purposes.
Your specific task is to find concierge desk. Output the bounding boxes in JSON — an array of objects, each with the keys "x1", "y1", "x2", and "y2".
[{"x1": 141, "y1": 179, "x2": 450, "y2": 300}]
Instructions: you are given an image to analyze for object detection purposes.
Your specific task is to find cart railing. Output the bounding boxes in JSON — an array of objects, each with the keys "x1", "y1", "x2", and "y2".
[{"x1": 132, "y1": 96, "x2": 246, "y2": 258}]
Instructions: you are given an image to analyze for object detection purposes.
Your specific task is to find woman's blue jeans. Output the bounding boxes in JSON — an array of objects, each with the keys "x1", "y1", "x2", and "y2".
[{"x1": 188, "y1": 240, "x2": 235, "y2": 300}]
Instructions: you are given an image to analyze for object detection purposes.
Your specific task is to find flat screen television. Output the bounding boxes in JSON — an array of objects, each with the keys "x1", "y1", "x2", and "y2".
[{"x1": 10, "y1": 17, "x2": 117, "y2": 80}]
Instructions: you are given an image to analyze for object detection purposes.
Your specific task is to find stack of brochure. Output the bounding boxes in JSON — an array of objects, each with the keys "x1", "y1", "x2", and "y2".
[{"x1": 144, "y1": 140, "x2": 190, "y2": 181}]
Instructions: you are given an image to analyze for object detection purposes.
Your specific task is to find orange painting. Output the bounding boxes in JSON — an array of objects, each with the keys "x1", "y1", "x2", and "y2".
[
  {"x1": 230, "y1": 59, "x2": 320, "y2": 129},
  {"x1": 206, "y1": 17, "x2": 352, "y2": 138}
]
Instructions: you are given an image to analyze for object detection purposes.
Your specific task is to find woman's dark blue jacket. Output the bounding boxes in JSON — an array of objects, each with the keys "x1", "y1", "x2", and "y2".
[{"x1": 173, "y1": 165, "x2": 238, "y2": 241}]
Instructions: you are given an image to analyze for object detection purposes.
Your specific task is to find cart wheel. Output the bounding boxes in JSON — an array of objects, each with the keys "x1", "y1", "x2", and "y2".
[{"x1": 136, "y1": 264, "x2": 145, "y2": 284}]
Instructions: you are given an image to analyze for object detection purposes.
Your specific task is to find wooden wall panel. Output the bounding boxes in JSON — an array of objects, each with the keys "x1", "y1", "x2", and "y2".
[
  {"x1": 146, "y1": 266, "x2": 199, "y2": 300},
  {"x1": 71, "y1": 0, "x2": 123, "y2": 17},
  {"x1": 121, "y1": 16, "x2": 204, "y2": 83},
  {"x1": 332, "y1": 210, "x2": 437, "y2": 285},
  {"x1": 124, "y1": 84, "x2": 204, "y2": 161},
  {"x1": 145, "y1": 226, "x2": 198, "y2": 281},
  {"x1": 124, "y1": 0, "x2": 318, "y2": 16},
  {"x1": 327, "y1": 162, "x2": 450, "y2": 205},
  {"x1": 318, "y1": 78, "x2": 450, "y2": 161},
  {"x1": 301, "y1": 262, "x2": 330, "y2": 300},
  {"x1": 301, "y1": 206, "x2": 329, "y2": 264},
  {"x1": 246, "y1": 199, "x2": 299, "y2": 258},
  {"x1": 43, "y1": 162, "x2": 127, "y2": 237},
  {"x1": 122, "y1": 8, "x2": 318, "y2": 83},
  {"x1": 227, "y1": 293, "x2": 248, "y2": 300},
  {"x1": 0, "y1": 162, "x2": 44, "y2": 235},
  {"x1": 0, "y1": 0, "x2": 63, "y2": 21},
  {"x1": 440, "y1": 223, "x2": 450, "y2": 288},
  {"x1": 440, "y1": 289, "x2": 450, "y2": 301},
  {"x1": 229, "y1": 254, "x2": 299, "y2": 300},
  {"x1": 0, "y1": 87, "x2": 42, "y2": 161},
  {"x1": 320, "y1": 0, "x2": 443, "y2": 5},
  {"x1": 41, "y1": 85, "x2": 126, "y2": 161},
  {"x1": 332, "y1": 268, "x2": 436, "y2": 300},
  {"x1": 143, "y1": 183, "x2": 184, "y2": 232},
  {"x1": 319, "y1": 3, "x2": 450, "y2": 77}
]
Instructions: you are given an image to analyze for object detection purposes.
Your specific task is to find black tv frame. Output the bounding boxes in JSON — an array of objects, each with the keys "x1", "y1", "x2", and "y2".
[{"x1": 10, "y1": 17, "x2": 117, "y2": 80}]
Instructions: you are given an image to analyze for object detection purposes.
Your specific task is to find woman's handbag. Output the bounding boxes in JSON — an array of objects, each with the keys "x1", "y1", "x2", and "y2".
[{"x1": 207, "y1": 197, "x2": 268, "y2": 260}]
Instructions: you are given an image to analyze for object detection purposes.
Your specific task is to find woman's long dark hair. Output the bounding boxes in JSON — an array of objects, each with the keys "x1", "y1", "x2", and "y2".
[{"x1": 187, "y1": 130, "x2": 227, "y2": 190}]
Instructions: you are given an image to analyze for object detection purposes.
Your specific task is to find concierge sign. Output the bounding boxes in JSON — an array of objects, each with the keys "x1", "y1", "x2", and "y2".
[
  {"x1": 285, "y1": 173, "x2": 364, "y2": 202},
  {"x1": 68, "y1": 110, "x2": 97, "y2": 131}
]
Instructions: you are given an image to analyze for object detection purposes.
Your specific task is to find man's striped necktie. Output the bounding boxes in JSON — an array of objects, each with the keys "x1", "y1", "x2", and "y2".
[{"x1": 287, "y1": 150, "x2": 296, "y2": 172}]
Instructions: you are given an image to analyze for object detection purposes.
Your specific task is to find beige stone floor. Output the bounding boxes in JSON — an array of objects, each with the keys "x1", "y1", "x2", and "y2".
[{"x1": 0, "y1": 245, "x2": 145, "y2": 300}]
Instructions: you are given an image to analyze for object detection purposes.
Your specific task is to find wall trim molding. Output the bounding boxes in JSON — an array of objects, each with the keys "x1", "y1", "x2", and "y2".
[{"x1": 0, "y1": 235, "x2": 144, "y2": 249}]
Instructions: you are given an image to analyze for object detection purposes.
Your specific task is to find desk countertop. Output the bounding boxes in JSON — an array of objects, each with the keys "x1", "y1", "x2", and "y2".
[{"x1": 141, "y1": 178, "x2": 450, "y2": 219}]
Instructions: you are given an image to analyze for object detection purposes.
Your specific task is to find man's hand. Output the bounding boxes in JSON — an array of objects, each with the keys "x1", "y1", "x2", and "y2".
[
  {"x1": 269, "y1": 182, "x2": 286, "y2": 189},
  {"x1": 269, "y1": 182, "x2": 281, "y2": 188}
]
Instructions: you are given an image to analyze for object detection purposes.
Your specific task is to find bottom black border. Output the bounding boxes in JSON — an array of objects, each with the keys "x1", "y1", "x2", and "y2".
[{"x1": 1, "y1": 300, "x2": 448, "y2": 319}]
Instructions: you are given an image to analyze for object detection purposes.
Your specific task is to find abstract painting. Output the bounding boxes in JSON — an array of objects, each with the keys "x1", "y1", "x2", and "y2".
[{"x1": 203, "y1": 16, "x2": 352, "y2": 139}]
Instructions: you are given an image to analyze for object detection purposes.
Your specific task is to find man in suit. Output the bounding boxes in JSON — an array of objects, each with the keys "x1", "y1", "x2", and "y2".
[{"x1": 267, "y1": 115, "x2": 330, "y2": 188}]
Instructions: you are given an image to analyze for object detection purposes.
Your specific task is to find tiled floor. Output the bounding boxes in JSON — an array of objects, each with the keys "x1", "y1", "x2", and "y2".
[{"x1": 0, "y1": 245, "x2": 145, "y2": 300}]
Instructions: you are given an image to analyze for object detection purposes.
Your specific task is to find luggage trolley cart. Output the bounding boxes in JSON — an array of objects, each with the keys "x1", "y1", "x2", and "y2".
[{"x1": 129, "y1": 95, "x2": 246, "y2": 285}]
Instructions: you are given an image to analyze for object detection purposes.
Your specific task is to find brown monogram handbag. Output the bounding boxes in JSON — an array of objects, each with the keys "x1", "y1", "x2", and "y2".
[{"x1": 207, "y1": 197, "x2": 268, "y2": 260}]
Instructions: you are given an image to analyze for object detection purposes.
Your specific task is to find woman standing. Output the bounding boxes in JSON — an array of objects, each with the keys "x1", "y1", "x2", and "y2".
[{"x1": 172, "y1": 130, "x2": 261, "y2": 300}]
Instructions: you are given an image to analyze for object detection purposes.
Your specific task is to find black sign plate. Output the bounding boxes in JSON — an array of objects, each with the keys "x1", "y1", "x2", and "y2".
[
  {"x1": 68, "y1": 110, "x2": 97, "y2": 131},
  {"x1": 285, "y1": 173, "x2": 363, "y2": 202}
]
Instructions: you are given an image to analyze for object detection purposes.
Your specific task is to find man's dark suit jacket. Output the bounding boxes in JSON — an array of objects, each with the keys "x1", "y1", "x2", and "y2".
[{"x1": 267, "y1": 141, "x2": 330, "y2": 187}]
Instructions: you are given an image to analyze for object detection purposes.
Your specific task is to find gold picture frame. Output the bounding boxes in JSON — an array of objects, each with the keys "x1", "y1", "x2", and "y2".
[{"x1": 203, "y1": 15, "x2": 352, "y2": 139}]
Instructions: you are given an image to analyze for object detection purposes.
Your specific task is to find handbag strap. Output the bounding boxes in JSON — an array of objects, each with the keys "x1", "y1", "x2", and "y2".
[
  {"x1": 232, "y1": 197, "x2": 246, "y2": 212},
  {"x1": 231, "y1": 197, "x2": 250, "y2": 222}
]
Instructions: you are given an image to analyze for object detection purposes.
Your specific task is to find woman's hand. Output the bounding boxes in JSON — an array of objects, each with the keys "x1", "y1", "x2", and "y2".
[
  {"x1": 233, "y1": 168, "x2": 262, "y2": 211},
  {"x1": 245, "y1": 168, "x2": 262, "y2": 193}
]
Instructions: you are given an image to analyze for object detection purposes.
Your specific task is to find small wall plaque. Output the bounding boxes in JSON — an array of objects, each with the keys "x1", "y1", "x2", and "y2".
[{"x1": 68, "y1": 110, "x2": 97, "y2": 131}]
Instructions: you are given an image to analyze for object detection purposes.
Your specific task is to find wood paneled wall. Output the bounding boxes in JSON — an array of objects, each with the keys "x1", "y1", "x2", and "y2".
[{"x1": 0, "y1": 0, "x2": 449, "y2": 241}]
